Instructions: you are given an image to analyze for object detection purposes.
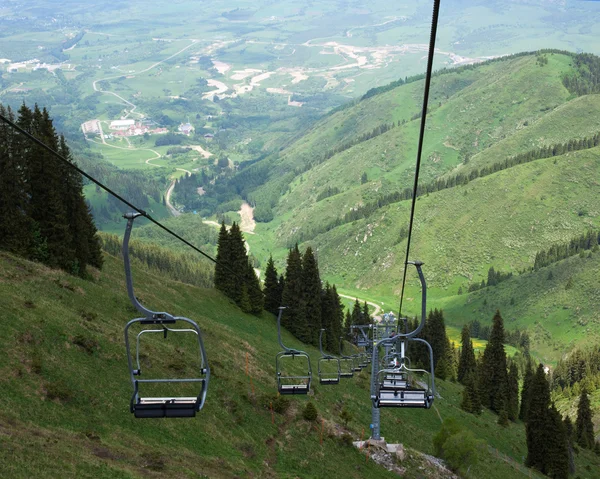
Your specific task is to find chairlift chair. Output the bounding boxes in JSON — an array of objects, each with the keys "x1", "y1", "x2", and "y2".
[
  {"x1": 317, "y1": 329, "x2": 341, "y2": 385},
  {"x1": 370, "y1": 261, "x2": 435, "y2": 409},
  {"x1": 338, "y1": 337, "x2": 357, "y2": 378},
  {"x1": 276, "y1": 307, "x2": 312, "y2": 395},
  {"x1": 122, "y1": 213, "x2": 209, "y2": 418}
]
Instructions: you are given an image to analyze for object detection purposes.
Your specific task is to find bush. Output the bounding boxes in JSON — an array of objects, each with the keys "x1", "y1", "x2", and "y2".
[
  {"x1": 261, "y1": 394, "x2": 290, "y2": 414},
  {"x1": 302, "y1": 401, "x2": 318, "y2": 421},
  {"x1": 338, "y1": 433, "x2": 354, "y2": 447},
  {"x1": 442, "y1": 430, "x2": 484, "y2": 472},
  {"x1": 433, "y1": 419, "x2": 484, "y2": 473}
]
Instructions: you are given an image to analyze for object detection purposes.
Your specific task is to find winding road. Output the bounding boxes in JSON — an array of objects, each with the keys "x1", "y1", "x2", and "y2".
[{"x1": 338, "y1": 294, "x2": 384, "y2": 320}]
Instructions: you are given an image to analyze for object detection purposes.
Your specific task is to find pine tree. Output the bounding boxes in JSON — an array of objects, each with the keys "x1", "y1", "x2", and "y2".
[
  {"x1": 479, "y1": 310, "x2": 508, "y2": 413},
  {"x1": 351, "y1": 299, "x2": 362, "y2": 325},
  {"x1": 461, "y1": 372, "x2": 481, "y2": 415},
  {"x1": 507, "y1": 362, "x2": 519, "y2": 421},
  {"x1": 23, "y1": 105, "x2": 73, "y2": 270},
  {"x1": 301, "y1": 247, "x2": 322, "y2": 345},
  {"x1": 520, "y1": 361, "x2": 534, "y2": 421},
  {"x1": 497, "y1": 404, "x2": 509, "y2": 427},
  {"x1": 362, "y1": 301, "x2": 371, "y2": 324},
  {"x1": 239, "y1": 283, "x2": 252, "y2": 313},
  {"x1": 281, "y1": 244, "x2": 305, "y2": 338},
  {"x1": 563, "y1": 416, "x2": 576, "y2": 475},
  {"x1": 525, "y1": 364, "x2": 550, "y2": 473},
  {"x1": 0, "y1": 104, "x2": 34, "y2": 257},
  {"x1": 246, "y1": 261, "x2": 263, "y2": 314},
  {"x1": 214, "y1": 222, "x2": 230, "y2": 293},
  {"x1": 457, "y1": 324, "x2": 477, "y2": 384},
  {"x1": 575, "y1": 388, "x2": 595, "y2": 449},
  {"x1": 263, "y1": 255, "x2": 280, "y2": 315},
  {"x1": 227, "y1": 222, "x2": 248, "y2": 305},
  {"x1": 330, "y1": 285, "x2": 344, "y2": 351},
  {"x1": 546, "y1": 404, "x2": 569, "y2": 479}
]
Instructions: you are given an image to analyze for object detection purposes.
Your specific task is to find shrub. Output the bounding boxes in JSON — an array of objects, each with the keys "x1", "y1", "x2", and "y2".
[
  {"x1": 302, "y1": 401, "x2": 318, "y2": 421},
  {"x1": 443, "y1": 430, "x2": 483, "y2": 472},
  {"x1": 338, "y1": 433, "x2": 354, "y2": 447}
]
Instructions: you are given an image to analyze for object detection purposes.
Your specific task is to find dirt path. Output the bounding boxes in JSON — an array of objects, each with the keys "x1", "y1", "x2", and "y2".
[
  {"x1": 165, "y1": 180, "x2": 180, "y2": 217},
  {"x1": 338, "y1": 294, "x2": 383, "y2": 320},
  {"x1": 239, "y1": 202, "x2": 255, "y2": 234},
  {"x1": 188, "y1": 145, "x2": 212, "y2": 158}
]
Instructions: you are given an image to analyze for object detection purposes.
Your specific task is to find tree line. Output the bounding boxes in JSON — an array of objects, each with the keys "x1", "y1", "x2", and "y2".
[
  {"x1": 0, "y1": 103, "x2": 103, "y2": 276},
  {"x1": 562, "y1": 52, "x2": 600, "y2": 96},
  {"x1": 261, "y1": 245, "x2": 349, "y2": 352},
  {"x1": 533, "y1": 230, "x2": 600, "y2": 271},
  {"x1": 459, "y1": 266, "x2": 513, "y2": 294},
  {"x1": 214, "y1": 222, "x2": 263, "y2": 314},
  {"x1": 455, "y1": 311, "x2": 597, "y2": 477},
  {"x1": 100, "y1": 233, "x2": 214, "y2": 288},
  {"x1": 551, "y1": 345, "x2": 600, "y2": 401},
  {"x1": 287, "y1": 129, "x2": 600, "y2": 246}
]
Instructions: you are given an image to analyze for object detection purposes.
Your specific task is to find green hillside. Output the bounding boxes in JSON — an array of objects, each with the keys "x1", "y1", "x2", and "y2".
[
  {"x1": 3, "y1": 252, "x2": 598, "y2": 478},
  {"x1": 250, "y1": 53, "x2": 575, "y2": 235},
  {"x1": 211, "y1": 51, "x2": 600, "y2": 362}
]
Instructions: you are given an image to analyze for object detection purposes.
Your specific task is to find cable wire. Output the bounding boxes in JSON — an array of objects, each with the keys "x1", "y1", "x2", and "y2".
[
  {"x1": 0, "y1": 111, "x2": 241, "y2": 277},
  {"x1": 397, "y1": 0, "x2": 441, "y2": 320}
]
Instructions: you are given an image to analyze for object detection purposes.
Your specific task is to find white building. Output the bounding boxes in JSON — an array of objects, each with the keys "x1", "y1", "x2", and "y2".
[{"x1": 110, "y1": 119, "x2": 135, "y2": 130}]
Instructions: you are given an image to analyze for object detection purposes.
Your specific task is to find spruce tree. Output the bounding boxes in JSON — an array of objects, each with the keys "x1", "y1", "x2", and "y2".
[
  {"x1": 351, "y1": 299, "x2": 362, "y2": 325},
  {"x1": 24, "y1": 105, "x2": 73, "y2": 270},
  {"x1": 330, "y1": 286, "x2": 344, "y2": 351},
  {"x1": 507, "y1": 362, "x2": 519, "y2": 421},
  {"x1": 520, "y1": 361, "x2": 534, "y2": 421},
  {"x1": 457, "y1": 324, "x2": 477, "y2": 384},
  {"x1": 263, "y1": 255, "x2": 280, "y2": 315},
  {"x1": 246, "y1": 261, "x2": 263, "y2": 314},
  {"x1": 281, "y1": 244, "x2": 305, "y2": 338},
  {"x1": 525, "y1": 364, "x2": 550, "y2": 473},
  {"x1": 214, "y1": 222, "x2": 230, "y2": 293},
  {"x1": 575, "y1": 389, "x2": 595, "y2": 449},
  {"x1": 461, "y1": 372, "x2": 481, "y2": 415},
  {"x1": 239, "y1": 283, "x2": 252, "y2": 313},
  {"x1": 546, "y1": 404, "x2": 569, "y2": 479},
  {"x1": 301, "y1": 247, "x2": 322, "y2": 345},
  {"x1": 227, "y1": 222, "x2": 248, "y2": 305},
  {"x1": 362, "y1": 301, "x2": 371, "y2": 324},
  {"x1": 0, "y1": 104, "x2": 34, "y2": 257},
  {"x1": 563, "y1": 416, "x2": 576, "y2": 475},
  {"x1": 479, "y1": 310, "x2": 509, "y2": 413}
]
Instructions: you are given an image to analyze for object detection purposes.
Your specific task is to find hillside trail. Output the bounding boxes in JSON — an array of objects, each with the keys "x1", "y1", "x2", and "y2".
[
  {"x1": 338, "y1": 293, "x2": 383, "y2": 320},
  {"x1": 164, "y1": 168, "x2": 192, "y2": 217}
]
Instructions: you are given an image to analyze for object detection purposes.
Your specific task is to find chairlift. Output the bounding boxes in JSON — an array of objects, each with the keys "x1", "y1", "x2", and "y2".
[
  {"x1": 276, "y1": 307, "x2": 312, "y2": 395},
  {"x1": 122, "y1": 213, "x2": 209, "y2": 418},
  {"x1": 370, "y1": 261, "x2": 435, "y2": 409},
  {"x1": 317, "y1": 329, "x2": 341, "y2": 385},
  {"x1": 339, "y1": 336, "x2": 358, "y2": 377}
]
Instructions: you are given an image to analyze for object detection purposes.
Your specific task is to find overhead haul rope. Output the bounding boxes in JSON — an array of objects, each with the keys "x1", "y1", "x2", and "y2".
[
  {"x1": 397, "y1": 0, "x2": 441, "y2": 321},
  {"x1": 0, "y1": 112, "x2": 249, "y2": 283}
]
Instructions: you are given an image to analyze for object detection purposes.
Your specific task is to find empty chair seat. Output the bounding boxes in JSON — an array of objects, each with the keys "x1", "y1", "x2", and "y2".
[
  {"x1": 377, "y1": 389, "x2": 431, "y2": 408},
  {"x1": 134, "y1": 397, "x2": 198, "y2": 418},
  {"x1": 319, "y1": 377, "x2": 340, "y2": 385},
  {"x1": 279, "y1": 384, "x2": 309, "y2": 395},
  {"x1": 382, "y1": 379, "x2": 408, "y2": 389}
]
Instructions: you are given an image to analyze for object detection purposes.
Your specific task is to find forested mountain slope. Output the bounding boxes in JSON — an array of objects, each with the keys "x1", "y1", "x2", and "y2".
[{"x1": 3, "y1": 253, "x2": 599, "y2": 478}]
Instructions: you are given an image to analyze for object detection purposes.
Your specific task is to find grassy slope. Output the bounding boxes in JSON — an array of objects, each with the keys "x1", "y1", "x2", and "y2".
[
  {"x1": 2, "y1": 253, "x2": 598, "y2": 477},
  {"x1": 258, "y1": 54, "x2": 574, "y2": 243},
  {"x1": 273, "y1": 147, "x2": 600, "y2": 359}
]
